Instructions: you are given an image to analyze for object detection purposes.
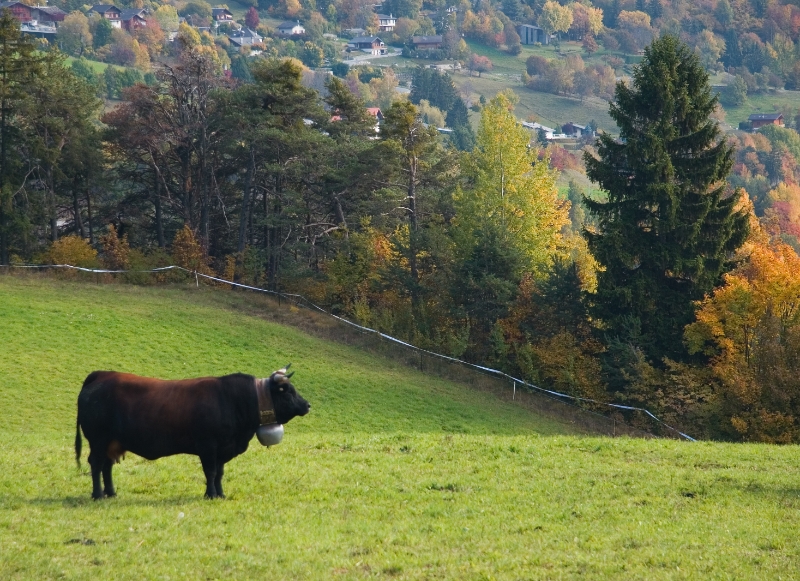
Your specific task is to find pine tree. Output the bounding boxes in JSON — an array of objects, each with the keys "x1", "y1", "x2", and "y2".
[
  {"x1": 0, "y1": 11, "x2": 48, "y2": 263},
  {"x1": 583, "y1": 35, "x2": 750, "y2": 366}
]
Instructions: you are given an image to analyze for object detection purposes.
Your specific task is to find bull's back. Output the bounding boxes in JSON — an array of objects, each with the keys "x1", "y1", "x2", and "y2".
[{"x1": 78, "y1": 372, "x2": 229, "y2": 460}]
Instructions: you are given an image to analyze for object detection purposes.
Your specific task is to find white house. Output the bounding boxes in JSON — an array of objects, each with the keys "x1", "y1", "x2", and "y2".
[
  {"x1": 277, "y1": 20, "x2": 305, "y2": 35},
  {"x1": 376, "y1": 13, "x2": 395, "y2": 32}
]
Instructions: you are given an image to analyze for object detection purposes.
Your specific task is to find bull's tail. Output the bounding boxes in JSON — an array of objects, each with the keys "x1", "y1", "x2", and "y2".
[{"x1": 75, "y1": 415, "x2": 82, "y2": 468}]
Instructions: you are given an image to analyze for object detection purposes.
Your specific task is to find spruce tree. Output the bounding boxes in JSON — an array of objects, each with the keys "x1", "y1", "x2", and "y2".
[{"x1": 583, "y1": 35, "x2": 749, "y2": 366}]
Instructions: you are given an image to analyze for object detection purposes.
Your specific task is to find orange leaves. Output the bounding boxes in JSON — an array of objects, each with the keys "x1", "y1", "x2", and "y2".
[{"x1": 686, "y1": 237, "x2": 800, "y2": 441}]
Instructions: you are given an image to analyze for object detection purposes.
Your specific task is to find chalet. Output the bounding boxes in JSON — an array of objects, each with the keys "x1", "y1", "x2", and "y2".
[
  {"x1": 749, "y1": 113, "x2": 784, "y2": 129},
  {"x1": 212, "y1": 7, "x2": 233, "y2": 21},
  {"x1": 518, "y1": 24, "x2": 549, "y2": 45},
  {"x1": 277, "y1": 20, "x2": 305, "y2": 35},
  {"x1": 120, "y1": 8, "x2": 146, "y2": 31},
  {"x1": 367, "y1": 107, "x2": 384, "y2": 122},
  {"x1": 89, "y1": 4, "x2": 122, "y2": 28},
  {"x1": 376, "y1": 13, "x2": 395, "y2": 32},
  {"x1": 0, "y1": 2, "x2": 33, "y2": 22},
  {"x1": 562, "y1": 122, "x2": 589, "y2": 137},
  {"x1": 33, "y1": 5, "x2": 66, "y2": 25},
  {"x1": 347, "y1": 36, "x2": 386, "y2": 55},
  {"x1": 411, "y1": 35, "x2": 443, "y2": 50},
  {"x1": 228, "y1": 27, "x2": 263, "y2": 47}
]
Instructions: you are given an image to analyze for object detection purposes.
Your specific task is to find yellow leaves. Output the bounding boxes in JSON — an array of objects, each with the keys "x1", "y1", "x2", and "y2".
[
  {"x1": 686, "y1": 236, "x2": 800, "y2": 442},
  {"x1": 44, "y1": 235, "x2": 97, "y2": 270},
  {"x1": 458, "y1": 92, "x2": 569, "y2": 276},
  {"x1": 100, "y1": 225, "x2": 131, "y2": 270}
]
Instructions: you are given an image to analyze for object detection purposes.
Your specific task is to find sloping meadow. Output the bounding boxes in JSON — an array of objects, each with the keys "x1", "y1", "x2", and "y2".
[{"x1": 1, "y1": 275, "x2": 799, "y2": 580}]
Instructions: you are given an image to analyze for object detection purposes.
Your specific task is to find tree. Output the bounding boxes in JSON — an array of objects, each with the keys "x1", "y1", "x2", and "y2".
[
  {"x1": 245, "y1": 6, "x2": 260, "y2": 29},
  {"x1": 685, "y1": 236, "x2": 800, "y2": 443},
  {"x1": 92, "y1": 15, "x2": 112, "y2": 49},
  {"x1": 467, "y1": 53, "x2": 492, "y2": 77},
  {"x1": 458, "y1": 92, "x2": 567, "y2": 276},
  {"x1": 58, "y1": 11, "x2": 93, "y2": 57},
  {"x1": 0, "y1": 11, "x2": 48, "y2": 264},
  {"x1": 539, "y1": 0, "x2": 573, "y2": 40},
  {"x1": 154, "y1": 5, "x2": 180, "y2": 33},
  {"x1": 583, "y1": 35, "x2": 750, "y2": 368}
]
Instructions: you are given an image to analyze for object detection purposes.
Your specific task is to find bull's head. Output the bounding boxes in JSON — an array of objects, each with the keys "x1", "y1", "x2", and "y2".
[{"x1": 268, "y1": 364, "x2": 310, "y2": 424}]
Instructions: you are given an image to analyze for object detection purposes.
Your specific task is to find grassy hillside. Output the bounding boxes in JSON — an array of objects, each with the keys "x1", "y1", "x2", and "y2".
[{"x1": 2, "y1": 275, "x2": 800, "y2": 579}]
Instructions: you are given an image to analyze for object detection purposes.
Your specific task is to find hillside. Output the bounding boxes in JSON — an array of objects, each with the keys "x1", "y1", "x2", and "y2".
[{"x1": 2, "y1": 275, "x2": 800, "y2": 579}]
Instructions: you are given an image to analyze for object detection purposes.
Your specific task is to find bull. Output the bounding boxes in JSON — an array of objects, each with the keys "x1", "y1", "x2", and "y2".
[{"x1": 75, "y1": 366, "x2": 310, "y2": 499}]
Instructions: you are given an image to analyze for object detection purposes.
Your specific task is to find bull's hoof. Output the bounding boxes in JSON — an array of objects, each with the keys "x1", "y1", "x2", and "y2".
[
  {"x1": 103, "y1": 491, "x2": 117, "y2": 498},
  {"x1": 92, "y1": 493, "x2": 104, "y2": 501}
]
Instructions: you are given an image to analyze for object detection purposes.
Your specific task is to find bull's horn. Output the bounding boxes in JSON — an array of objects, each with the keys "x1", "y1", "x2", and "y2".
[
  {"x1": 276, "y1": 363, "x2": 291, "y2": 375},
  {"x1": 286, "y1": 371, "x2": 295, "y2": 379}
]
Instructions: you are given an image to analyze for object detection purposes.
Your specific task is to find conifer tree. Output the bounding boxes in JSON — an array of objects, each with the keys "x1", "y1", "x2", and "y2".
[{"x1": 583, "y1": 35, "x2": 749, "y2": 366}]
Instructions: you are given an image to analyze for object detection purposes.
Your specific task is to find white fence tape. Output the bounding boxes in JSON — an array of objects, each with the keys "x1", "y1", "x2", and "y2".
[{"x1": 3, "y1": 262, "x2": 695, "y2": 441}]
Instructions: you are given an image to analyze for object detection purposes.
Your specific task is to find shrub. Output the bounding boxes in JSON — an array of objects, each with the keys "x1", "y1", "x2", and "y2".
[
  {"x1": 44, "y1": 235, "x2": 98, "y2": 269},
  {"x1": 99, "y1": 224, "x2": 131, "y2": 270},
  {"x1": 171, "y1": 225, "x2": 213, "y2": 277}
]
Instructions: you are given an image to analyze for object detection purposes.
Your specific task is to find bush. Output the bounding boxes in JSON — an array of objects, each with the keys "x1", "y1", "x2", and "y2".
[
  {"x1": 44, "y1": 235, "x2": 98, "y2": 269},
  {"x1": 99, "y1": 224, "x2": 131, "y2": 270}
]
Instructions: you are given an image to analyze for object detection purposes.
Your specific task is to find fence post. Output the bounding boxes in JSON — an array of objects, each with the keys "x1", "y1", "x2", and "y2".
[{"x1": 512, "y1": 381, "x2": 516, "y2": 401}]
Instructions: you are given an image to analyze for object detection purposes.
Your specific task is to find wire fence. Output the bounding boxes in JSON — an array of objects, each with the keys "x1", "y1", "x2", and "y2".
[{"x1": 2, "y1": 263, "x2": 695, "y2": 441}]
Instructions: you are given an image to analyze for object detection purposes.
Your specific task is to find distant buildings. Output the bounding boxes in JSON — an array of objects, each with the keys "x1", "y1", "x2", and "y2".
[
  {"x1": 411, "y1": 35, "x2": 443, "y2": 50},
  {"x1": 276, "y1": 20, "x2": 305, "y2": 35},
  {"x1": 347, "y1": 36, "x2": 386, "y2": 55},
  {"x1": 749, "y1": 113, "x2": 784, "y2": 129},
  {"x1": 517, "y1": 24, "x2": 550, "y2": 45},
  {"x1": 228, "y1": 27, "x2": 263, "y2": 47},
  {"x1": 88, "y1": 5, "x2": 122, "y2": 28},
  {"x1": 376, "y1": 14, "x2": 395, "y2": 32}
]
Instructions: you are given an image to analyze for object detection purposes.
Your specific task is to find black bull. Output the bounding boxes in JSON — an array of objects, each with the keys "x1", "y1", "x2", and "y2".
[{"x1": 75, "y1": 369, "x2": 310, "y2": 499}]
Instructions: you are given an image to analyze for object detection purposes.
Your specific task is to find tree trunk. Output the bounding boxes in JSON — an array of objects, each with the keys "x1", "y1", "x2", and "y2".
[
  {"x1": 86, "y1": 187, "x2": 94, "y2": 245},
  {"x1": 72, "y1": 181, "x2": 85, "y2": 238},
  {"x1": 154, "y1": 173, "x2": 165, "y2": 248},
  {"x1": 238, "y1": 145, "x2": 255, "y2": 253}
]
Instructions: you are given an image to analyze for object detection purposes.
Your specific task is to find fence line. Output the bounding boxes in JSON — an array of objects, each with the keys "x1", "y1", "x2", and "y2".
[{"x1": 2, "y1": 263, "x2": 695, "y2": 441}]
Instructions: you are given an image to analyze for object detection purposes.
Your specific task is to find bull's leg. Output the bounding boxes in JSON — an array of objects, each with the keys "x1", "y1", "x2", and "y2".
[
  {"x1": 199, "y1": 453, "x2": 219, "y2": 499},
  {"x1": 214, "y1": 463, "x2": 225, "y2": 499},
  {"x1": 101, "y1": 458, "x2": 116, "y2": 498},
  {"x1": 88, "y1": 450, "x2": 104, "y2": 500}
]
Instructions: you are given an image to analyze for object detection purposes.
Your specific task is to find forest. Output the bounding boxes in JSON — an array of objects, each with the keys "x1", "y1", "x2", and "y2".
[{"x1": 4, "y1": 6, "x2": 800, "y2": 443}]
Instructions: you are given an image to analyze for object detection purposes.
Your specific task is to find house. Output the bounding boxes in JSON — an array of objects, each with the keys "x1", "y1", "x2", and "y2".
[
  {"x1": 276, "y1": 20, "x2": 305, "y2": 35},
  {"x1": 347, "y1": 36, "x2": 386, "y2": 55},
  {"x1": 212, "y1": 7, "x2": 233, "y2": 22},
  {"x1": 0, "y1": 2, "x2": 33, "y2": 23},
  {"x1": 562, "y1": 122, "x2": 589, "y2": 137},
  {"x1": 522, "y1": 121, "x2": 555, "y2": 139},
  {"x1": 89, "y1": 5, "x2": 122, "y2": 28},
  {"x1": 411, "y1": 35, "x2": 443, "y2": 50},
  {"x1": 749, "y1": 113, "x2": 784, "y2": 129},
  {"x1": 33, "y1": 5, "x2": 66, "y2": 25},
  {"x1": 228, "y1": 27, "x2": 263, "y2": 47},
  {"x1": 376, "y1": 13, "x2": 395, "y2": 32},
  {"x1": 517, "y1": 24, "x2": 549, "y2": 45},
  {"x1": 20, "y1": 19, "x2": 56, "y2": 37},
  {"x1": 119, "y1": 8, "x2": 146, "y2": 31},
  {"x1": 367, "y1": 107, "x2": 384, "y2": 122}
]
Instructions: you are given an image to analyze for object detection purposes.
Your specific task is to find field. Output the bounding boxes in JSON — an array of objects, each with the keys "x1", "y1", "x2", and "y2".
[{"x1": 2, "y1": 275, "x2": 800, "y2": 579}]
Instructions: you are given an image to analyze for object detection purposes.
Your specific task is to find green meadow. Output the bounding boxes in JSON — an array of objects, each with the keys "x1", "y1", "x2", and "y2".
[{"x1": 2, "y1": 274, "x2": 800, "y2": 579}]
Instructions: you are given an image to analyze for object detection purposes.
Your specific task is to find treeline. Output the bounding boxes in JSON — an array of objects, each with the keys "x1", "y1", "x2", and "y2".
[{"x1": 8, "y1": 21, "x2": 800, "y2": 442}]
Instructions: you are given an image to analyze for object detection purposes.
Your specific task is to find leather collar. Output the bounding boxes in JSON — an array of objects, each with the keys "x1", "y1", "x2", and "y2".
[{"x1": 255, "y1": 377, "x2": 278, "y2": 425}]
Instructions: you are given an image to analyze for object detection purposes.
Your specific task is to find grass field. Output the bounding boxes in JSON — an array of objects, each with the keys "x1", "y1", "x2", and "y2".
[
  {"x1": 3, "y1": 275, "x2": 800, "y2": 579},
  {"x1": 63, "y1": 56, "x2": 110, "y2": 73}
]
